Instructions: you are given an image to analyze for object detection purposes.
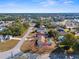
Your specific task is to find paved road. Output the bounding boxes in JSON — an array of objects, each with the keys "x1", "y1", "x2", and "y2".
[
  {"x1": 36, "y1": 54, "x2": 50, "y2": 59},
  {"x1": 0, "y1": 26, "x2": 34, "y2": 59}
]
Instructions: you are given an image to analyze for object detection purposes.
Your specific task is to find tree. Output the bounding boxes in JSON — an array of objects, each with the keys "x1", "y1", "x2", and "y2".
[
  {"x1": 60, "y1": 33, "x2": 76, "y2": 47},
  {"x1": 72, "y1": 42, "x2": 79, "y2": 51},
  {"x1": 2, "y1": 19, "x2": 28, "y2": 36},
  {"x1": 23, "y1": 22, "x2": 29, "y2": 29},
  {"x1": 34, "y1": 21, "x2": 40, "y2": 28},
  {"x1": 48, "y1": 30, "x2": 59, "y2": 39}
]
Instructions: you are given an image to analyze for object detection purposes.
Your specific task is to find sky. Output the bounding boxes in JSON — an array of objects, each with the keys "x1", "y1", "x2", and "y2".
[{"x1": 0, "y1": 0, "x2": 79, "y2": 13}]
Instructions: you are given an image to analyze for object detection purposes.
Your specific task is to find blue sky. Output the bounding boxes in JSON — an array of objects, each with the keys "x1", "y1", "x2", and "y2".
[{"x1": 0, "y1": 0, "x2": 79, "y2": 13}]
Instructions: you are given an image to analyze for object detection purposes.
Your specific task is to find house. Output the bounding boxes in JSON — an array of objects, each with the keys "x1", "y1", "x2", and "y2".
[
  {"x1": 36, "y1": 33, "x2": 46, "y2": 42},
  {"x1": 57, "y1": 28, "x2": 67, "y2": 35},
  {"x1": 64, "y1": 20, "x2": 79, "y2": 32},
  {"x1": 20, "y1": 18, "x2": 26, "y2": 23},
  {"x1": 34, "y1": 33, "x2": 46, "y2": 47},
  {"x1": 36, "y1": 25, "x2": 47, "y2": 34},
  {"x1": 0, "y1": 35, "x2": 13, "y2": 42},
  {"x1": 0, "y1": 21, "x2": 14, "y2": 26},
  {"x1": 74, "y1": 19, "x2": 79, "y2": 22},
  {"x1": 0, "y1": 35, "x2": 4, "y2": 42},
  {"x1": 53, "y1": 20, "x2": 67, "y2": 26},
  {"x1": 75, "y1": 32, "x2": 79, "y2": 36},
  {"x1": 65, "y1": 20, "x2": 78, "y2": 29},
  {"x1": 0, "y1": 27, "x2": 5, "y2": 32},
  {"x1": 57, "y1": 28, "x2": 64, "y2": 32},
  {"x1": 0, "y1": 21, "x2": 14, "y2": 32}
]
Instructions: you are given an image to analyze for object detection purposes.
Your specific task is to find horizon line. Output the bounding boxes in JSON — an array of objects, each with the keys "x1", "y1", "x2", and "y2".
[{"x1": 0, "y1": 12, "x2": 79, "y2": 14}]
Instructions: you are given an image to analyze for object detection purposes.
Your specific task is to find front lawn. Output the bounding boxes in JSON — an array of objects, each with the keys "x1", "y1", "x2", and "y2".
[{"x1": 0, "y1": 40, "x2": 19, "y2": 52}]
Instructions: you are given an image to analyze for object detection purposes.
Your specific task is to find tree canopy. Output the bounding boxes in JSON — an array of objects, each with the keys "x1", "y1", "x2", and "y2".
[{"x1": 2, "y1": 19, "x2": 29, "y2": 36}]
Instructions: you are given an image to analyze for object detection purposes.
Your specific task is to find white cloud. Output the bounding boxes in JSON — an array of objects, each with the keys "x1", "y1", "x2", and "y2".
[
  {"x1": 40, "y1": 0, "x2": 56, "y2": 7},
  {"x1": 64, "y1": 0, "x2": 73, "y2": 4},
  {"x1": 39, "y1": 0, "x2": 74, "y2": 7}
]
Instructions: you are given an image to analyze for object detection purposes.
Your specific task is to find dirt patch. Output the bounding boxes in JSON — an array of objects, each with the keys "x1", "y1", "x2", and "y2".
[{"x1": 20, "y1": 40, "x2": 56, "y2": 54}]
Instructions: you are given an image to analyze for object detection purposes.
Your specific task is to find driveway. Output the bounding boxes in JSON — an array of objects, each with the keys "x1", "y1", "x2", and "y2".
[{"x1": 0, "y1": 26, "x2": 34, "y2": 59}]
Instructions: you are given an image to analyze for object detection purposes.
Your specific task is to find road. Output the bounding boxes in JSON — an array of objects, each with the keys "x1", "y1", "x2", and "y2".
[
  {"x1": 36, "y1": 54, "x2": 50, "y2": 59},
  {"x1": 0, "y1": 26, "x2": 34, "y2": 59}
]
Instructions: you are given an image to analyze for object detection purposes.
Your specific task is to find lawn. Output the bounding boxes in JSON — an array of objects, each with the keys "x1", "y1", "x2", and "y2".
[
  {"x1": 20, "y1": 40, "x2": 56, "y2": 54},
  {"x1": 0, "y1": 40, "x2": 19, "y2": 52}
]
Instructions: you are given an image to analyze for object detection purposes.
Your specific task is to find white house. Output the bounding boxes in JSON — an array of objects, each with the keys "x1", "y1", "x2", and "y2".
[
  {"x1": 75, "y1": 32, "x2": 79, "y2": 36},
  {"x1": 0, "y1": 35, "x2": 13, "y2": 42},
  {"x1": 65, "y1": 20, "x2": 79, "y2": 29},
  {"x1": 74, "y1": 19, "x2": 79, "y2": 22}
]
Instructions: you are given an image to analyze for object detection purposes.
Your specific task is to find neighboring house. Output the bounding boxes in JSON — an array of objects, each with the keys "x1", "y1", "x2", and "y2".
[
  {"x1": 34, "y1": 33, "x2": 46, "y2": 47},
  {"x1": 64, "y1": 20, "x2": 79, "y2": 32},
  {"x1": 57, "y1": 28, "x2": 67, "y2": 35},
  {"x1": 0, "y1": 27, "x2": 5, "y2": 32},
  {"x1": 75, "y1": 32, "x2": 79, "y2": 36},
  {"x1": 36, "y1": 33, "x2": 46, "y2": 41},
  {"x1": 65, "y1": 20, "x2": 78, "y2": 29},
  {"x1": 0, "y1": 20, "x2": 15, "y2": 32},
  {"x1": 36, "y1": 25, "x2": 47, "y2": 34},
  {"x1": 5, "y1": 21, "x2": 14, "y2": 26},
  {"x1": 36, "y1": 28, "x2": 45, "y2": 33},
  {"x1": 0, "y1": 21, "x2": 14, "y2": 27},
  {"x1": 0, "y1": 21, "x2": 14, "y2": 32},
  {"x1": 0, "y1": 35, "x2": 4, "y2": 42},
  {"x1": 53, "y1": 20, "x2": 67, "y2": 26},
  {"x1": 74, "y1": 19, "x2": 79, "y2": 22},
  {"x1": 57, "y1": 28, "x2": 64, "y2": 32},
  {"x1": 20, "y1": 18, "x2": 26, "y2": 23},
  {"x1": 0, "y1": 35, "x2": 13, "y2": 42}
]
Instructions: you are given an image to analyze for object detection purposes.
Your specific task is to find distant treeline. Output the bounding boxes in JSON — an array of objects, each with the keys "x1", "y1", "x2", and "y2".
[
  {"x1": 0, "y1": 13, "x2": 79, "y2": 21},
  {"x1": 0, "y1": 13, "x2": 79, "y2": 17}
]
